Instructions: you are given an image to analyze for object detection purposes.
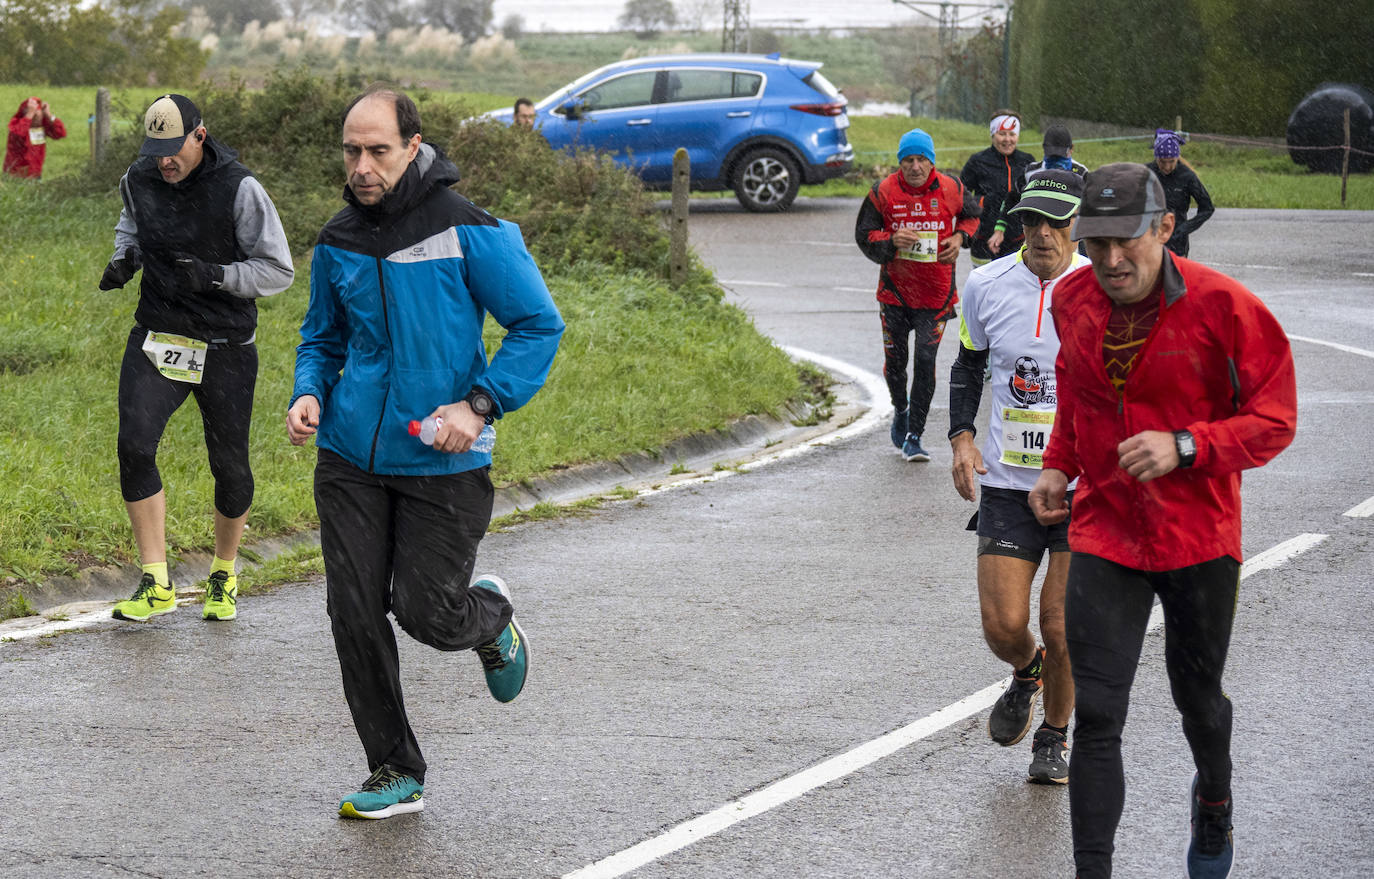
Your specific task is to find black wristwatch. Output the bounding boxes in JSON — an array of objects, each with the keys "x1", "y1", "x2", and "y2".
[
  {"x1": 465, "y1": 387, "x2": 496, "y2": 424},
  {"x1": 1174, "y1": 430, "x2": 1197, "y2": 468}
]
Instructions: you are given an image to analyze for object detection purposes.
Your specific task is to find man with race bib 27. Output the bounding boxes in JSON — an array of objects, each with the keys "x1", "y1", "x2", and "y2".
[
  {"x1": 948, "y1": 169, "x2": 1089, "y2": 785},
  {"x1": 856, "y1": 127, "x2": 979, "y2": 463},
  {"x1": 99, "y1": 93, "x2": 293, "y2": 623}
]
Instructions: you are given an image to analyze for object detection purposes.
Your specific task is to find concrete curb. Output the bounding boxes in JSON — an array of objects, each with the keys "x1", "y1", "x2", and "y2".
[{"x1": 5, "y1": 363, "x2": 871, "y2": 625}]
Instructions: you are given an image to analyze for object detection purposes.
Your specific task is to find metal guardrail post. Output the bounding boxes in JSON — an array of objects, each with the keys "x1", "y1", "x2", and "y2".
[{"x1": 670, "y1": 148, "x2": 689, "y2": 288}]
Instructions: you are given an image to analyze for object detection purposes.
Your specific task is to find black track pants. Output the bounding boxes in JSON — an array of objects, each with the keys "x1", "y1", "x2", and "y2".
[{"x1": 314, "y1": 448, "x2": 512, "y2": 783}]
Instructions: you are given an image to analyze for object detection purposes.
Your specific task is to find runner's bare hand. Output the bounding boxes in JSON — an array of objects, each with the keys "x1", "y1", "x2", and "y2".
[
  {"x1": 1117, "y1": 430, "x2": 1179, "y2": 482},
  {"x1": 1029, "y1": 468, "x2": 1070, "y2": 525}
]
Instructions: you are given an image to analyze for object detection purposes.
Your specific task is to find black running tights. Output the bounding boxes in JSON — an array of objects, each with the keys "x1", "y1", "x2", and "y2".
[
  {"x1": 1066, "y1": 552, "x2": 1239, "y2": 879},
  {"x1": 116, "y1": 326, "x2": 257, "y2": 517},
  {"x1": 879, "y1": 302, "x2": 945, "y2": 438}
]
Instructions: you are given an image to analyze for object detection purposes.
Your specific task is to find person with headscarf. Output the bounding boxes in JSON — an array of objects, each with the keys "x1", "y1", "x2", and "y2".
[
  {"x1": 1147, "y1": 129, "x2": 1214, "y2": 258},
  {"x1": 5, "y1": 96, "x2": 66, "y2": 179},
  {"x1": 960, "y1": 111, "x2": 1035, "y2": 266},
  {"x1": 996, "y1": 124, "x2": 1089, "y2": 247}
]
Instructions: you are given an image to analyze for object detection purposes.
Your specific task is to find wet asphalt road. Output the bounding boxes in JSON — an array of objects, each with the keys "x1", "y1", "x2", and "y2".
[{"x1": 1, "y1": 199, "x2": 1372, "y2": 878}]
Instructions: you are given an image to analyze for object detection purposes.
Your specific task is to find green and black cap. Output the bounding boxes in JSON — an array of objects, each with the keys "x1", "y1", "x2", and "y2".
[{"x1": 1009, "y1": 168, "x2": 1084, "y2": 221}]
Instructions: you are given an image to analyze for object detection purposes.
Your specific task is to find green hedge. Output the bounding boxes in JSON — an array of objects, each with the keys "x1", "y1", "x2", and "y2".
[{"x1": 1011, "y1": 0, "x2": 1374, "y2": 136}]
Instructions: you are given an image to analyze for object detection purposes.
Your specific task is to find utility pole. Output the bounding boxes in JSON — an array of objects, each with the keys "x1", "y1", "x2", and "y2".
[
  {"x1": 722, "y1": 0, "x2": 749, "y2": 53},
  {"x1": 891, "y1": 0, "x2": 1010, "y2": 116}
]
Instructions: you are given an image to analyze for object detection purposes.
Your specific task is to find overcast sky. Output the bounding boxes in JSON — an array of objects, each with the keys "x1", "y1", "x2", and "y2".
[{"x1": 492, "y1": 0, "x2": 1007, "y2": 34}]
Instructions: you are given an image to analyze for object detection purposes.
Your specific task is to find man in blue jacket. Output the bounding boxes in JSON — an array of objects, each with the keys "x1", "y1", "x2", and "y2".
[{"x1": 286, "y1": 86, "x2": 565, "y2": 820}]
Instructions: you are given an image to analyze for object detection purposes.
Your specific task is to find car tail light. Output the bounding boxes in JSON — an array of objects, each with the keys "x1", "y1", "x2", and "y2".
[{"x1": 790, "y1": 102, "x2": 847, "y2": 117}]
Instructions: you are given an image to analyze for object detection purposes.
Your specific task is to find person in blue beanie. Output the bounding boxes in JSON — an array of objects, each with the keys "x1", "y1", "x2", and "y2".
[{"x1": 856, "y1": 127, "x2": 980, "y2": 462}]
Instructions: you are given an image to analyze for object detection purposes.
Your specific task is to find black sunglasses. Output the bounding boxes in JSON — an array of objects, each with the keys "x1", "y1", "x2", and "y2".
[{"x1": 1020, "y1": 213, "x2": 1075, "y2": 229}]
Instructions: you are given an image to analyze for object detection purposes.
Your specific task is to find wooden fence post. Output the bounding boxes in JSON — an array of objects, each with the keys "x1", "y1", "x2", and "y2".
[
  {"x1": 93, "y1": 88, "x2": 111, "y2": 166},
  {"x1": 1341, "y1": 108, "x2": 1351, "y2": 207},
  {"x1": 670, "y1": 148, "x2": 689, "y2": 288}
]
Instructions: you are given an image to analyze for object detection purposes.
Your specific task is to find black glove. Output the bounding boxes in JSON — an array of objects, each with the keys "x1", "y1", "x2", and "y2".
[
  {"x1": 170, "y1": 251, "x2": 225, "y2": 293},
  {"x1": 98, "y1": 249, "x2": 141, "y2": 290}
]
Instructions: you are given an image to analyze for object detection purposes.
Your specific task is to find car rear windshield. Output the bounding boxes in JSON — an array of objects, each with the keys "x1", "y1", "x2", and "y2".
[{"x1": 802, "y1": 70, "x2": 841, "y2": 99}]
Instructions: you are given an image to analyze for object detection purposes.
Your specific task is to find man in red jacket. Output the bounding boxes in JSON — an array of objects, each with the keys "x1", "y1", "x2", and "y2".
[
  {"x1": 1029, "y1": 163, "x2": 1296, "y2": 879},
  {"x1": 856, "y1": 127, "x2": 979, "y2": 462},
  {"x1": 5, "y1": 97, "x2": 66, "y2": 179}
]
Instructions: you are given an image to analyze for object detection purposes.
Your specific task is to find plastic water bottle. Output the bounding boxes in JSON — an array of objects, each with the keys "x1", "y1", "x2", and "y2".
[
  {"x1": 472, "y1": 424, "x2": 495, "y2": 453},
  {"x1": 408, "y1": 416, "x2": 495, "y2": 454},
  {"x1": 409, "y1": 416, "x2": 442, "y2": 445}
]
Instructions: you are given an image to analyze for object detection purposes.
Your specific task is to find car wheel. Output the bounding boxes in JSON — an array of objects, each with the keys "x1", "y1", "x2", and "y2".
[{"x1": 732, "y1": 147, "x2": 801, "y2": 213}]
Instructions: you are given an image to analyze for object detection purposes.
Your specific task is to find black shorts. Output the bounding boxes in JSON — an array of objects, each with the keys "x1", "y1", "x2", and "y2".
[{"x1": 967, "y1": 485, "x2": 1072, "y2": 562}]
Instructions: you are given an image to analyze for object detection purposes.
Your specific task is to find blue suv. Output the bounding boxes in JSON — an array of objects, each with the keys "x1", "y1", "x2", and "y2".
[{"x1": 490, "y1": 53, "x2": 854, "y2": 212}]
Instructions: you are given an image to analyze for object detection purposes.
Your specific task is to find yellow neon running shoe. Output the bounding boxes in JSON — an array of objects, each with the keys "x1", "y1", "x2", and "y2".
[
  {"x1": 202, "y1": 570, "x2": 237, "y2": 621},
  {"x1": 112, "y1": 573, "x2": 177, "y2": 622}
]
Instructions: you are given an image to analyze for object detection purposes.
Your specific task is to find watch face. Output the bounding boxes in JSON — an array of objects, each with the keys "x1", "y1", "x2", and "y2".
[{"x1": 469, "y1": 391, "x2": 493, "y2": 415}]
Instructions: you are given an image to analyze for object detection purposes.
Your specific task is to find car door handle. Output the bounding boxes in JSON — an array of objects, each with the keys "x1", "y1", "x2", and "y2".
[
  {"x1": 626, "y1": 118, "x2": 653, "y2": 126},
  {"x1": 726, "y1": 111, "x2": 752, "y2": 118}
]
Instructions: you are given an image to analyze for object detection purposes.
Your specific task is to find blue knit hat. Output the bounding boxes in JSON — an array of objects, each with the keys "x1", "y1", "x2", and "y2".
[{"x1": 897, "y1": 128, "x2": 936, "y2": 163}]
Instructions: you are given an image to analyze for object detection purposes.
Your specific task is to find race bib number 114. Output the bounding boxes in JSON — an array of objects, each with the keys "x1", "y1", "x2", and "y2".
[{"x1": 1001, "y1": 407, "x2": 1054, "y2": 468}]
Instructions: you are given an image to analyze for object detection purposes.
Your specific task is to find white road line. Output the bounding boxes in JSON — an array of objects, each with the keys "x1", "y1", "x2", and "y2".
[
  {"x1": 634, "y1": 347, "x2": 888, "y2": 497},
  {"x1": 1344, "y1": 496, "x2": 1374, "y2": 518},
  {"x1": 0, "y1": 598, "x2": 200, "y2": 642},
  {"x1": 1353, "y1": 272, "x2": 1374, "y2": 278},
  {"x1": 718, "y1": 279, "x2": 786, "y2": 287},
  {"x1": 563, "y1": 682, "x2": 1007, "y2": 879},
  {"x1": 565, "y1": 531, "x2": 1329, "y2": 879},
  {"x1": 1288, "y1": 334, "x2": 1374, "y2": 359},
  {"x1": 1207, "y1": 262, "x2": 1285, "y2": 270}
]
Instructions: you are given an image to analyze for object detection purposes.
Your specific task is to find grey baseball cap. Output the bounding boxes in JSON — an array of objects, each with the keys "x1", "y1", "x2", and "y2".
[{"x1": 1071, "y1": 163, "x2": 1167, "y2": 241}]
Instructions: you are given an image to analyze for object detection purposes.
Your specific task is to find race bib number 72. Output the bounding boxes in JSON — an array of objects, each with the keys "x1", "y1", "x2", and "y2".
[{"x1": 897, "y1": 229, "x2": 940, "y2": 263}]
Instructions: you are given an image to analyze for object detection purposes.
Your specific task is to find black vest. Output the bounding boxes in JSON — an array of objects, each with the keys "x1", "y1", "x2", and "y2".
[{"x1": 127, "y1": 139, "x2": 256, "y2": 344}]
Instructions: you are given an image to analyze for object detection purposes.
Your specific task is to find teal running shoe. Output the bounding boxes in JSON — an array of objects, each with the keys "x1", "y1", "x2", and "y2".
[
  {"x1": 338, "y1": 767, "x2": 424, "y2": 819},
  {"x1": 472, "y1": 575, "x2": 528, "y2": 703}
]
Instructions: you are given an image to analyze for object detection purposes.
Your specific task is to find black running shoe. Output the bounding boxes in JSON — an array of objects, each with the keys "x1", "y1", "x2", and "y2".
[
  {"x1": 1186, "y1": 773, "x2": 1234, "y2": 878},
  {"x1": 1027, "y1": 727, "x2": 1069, "y2": 785},
  {"x1": 988, "y1": 670, "x2": 1043, "y2": 745}
]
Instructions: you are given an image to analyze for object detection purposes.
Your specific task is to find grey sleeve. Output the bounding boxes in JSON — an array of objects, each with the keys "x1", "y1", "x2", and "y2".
[
  {"x1": 111, "y1": 174, "x2": 139, "y2": 261},
  {"x1": 219, "y1": 176, "x2": 295, "y2": 299}
]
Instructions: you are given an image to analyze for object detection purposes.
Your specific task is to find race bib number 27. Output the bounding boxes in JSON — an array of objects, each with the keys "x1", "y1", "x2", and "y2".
[{"x1": 142, "y1": 331, "x2": 208, "y2": 384}]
